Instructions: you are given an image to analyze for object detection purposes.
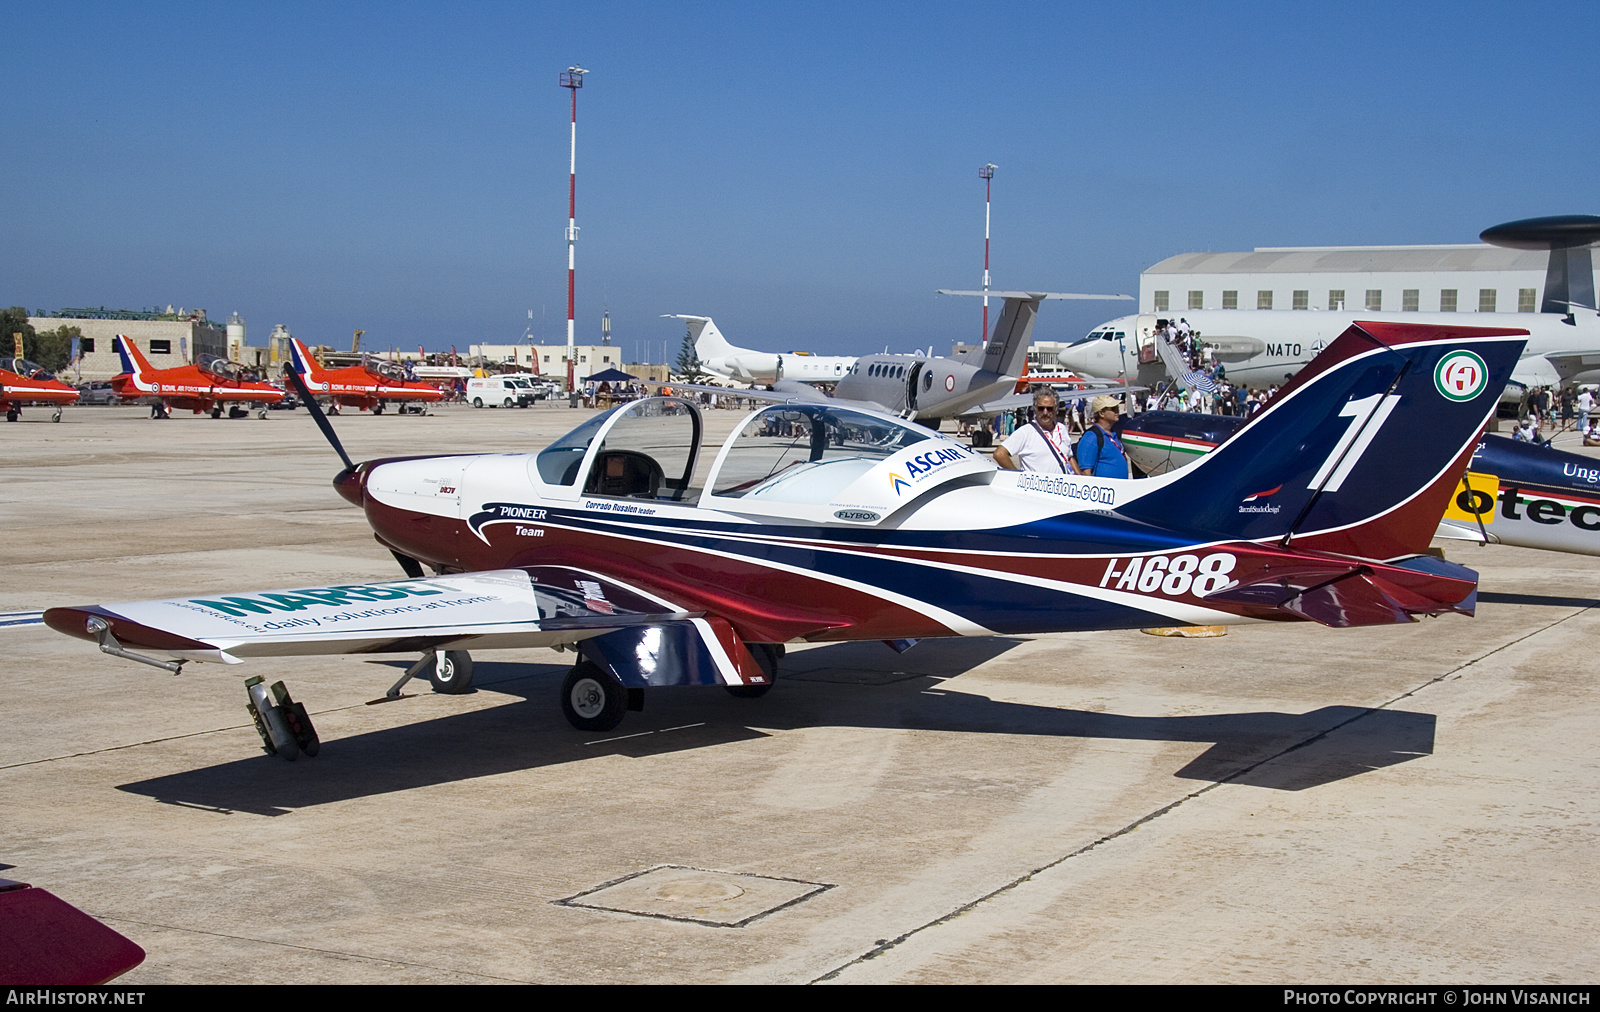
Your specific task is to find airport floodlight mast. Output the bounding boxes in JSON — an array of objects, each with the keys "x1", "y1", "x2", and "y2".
[
  {"x1": 980, "y1": 163, "x2": 996, "y2": 343},
  {"x1": 560, "y1": 64, "x2": 588, "y2": 393}
]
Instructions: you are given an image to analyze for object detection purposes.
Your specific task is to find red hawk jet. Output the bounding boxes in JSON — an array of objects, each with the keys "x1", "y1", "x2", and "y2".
[
  {"x1": 1, "y1": 357, "x2": 79, "y2": 422},
  {"x1": 287, "y1": 338, "x2": 442, "y2": 415},
  {"x1": 111, "y1": 336, "x2": 284, "y2": 419}
]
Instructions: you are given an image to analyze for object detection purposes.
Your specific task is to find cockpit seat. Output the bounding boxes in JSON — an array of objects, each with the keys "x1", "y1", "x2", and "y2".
[{"x1": 585, "y1": 451, "x2": 664, "y2": 499}]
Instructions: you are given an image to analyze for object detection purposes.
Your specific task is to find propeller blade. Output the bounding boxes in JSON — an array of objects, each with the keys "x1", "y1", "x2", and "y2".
[{"x1": 283, "y1": 362, "x2": 355, "y2": 473}]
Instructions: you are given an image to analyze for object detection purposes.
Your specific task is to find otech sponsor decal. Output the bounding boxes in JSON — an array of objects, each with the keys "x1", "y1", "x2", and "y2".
[
  {"x1": 1448, "y1": 473, "x2": 1600, "y2": 532},
  {"x1": 1435, "y1": 350, "x2": 1489, "y2": 402},
  {"x1": 1098, "y1": 552, "x2": 1237, "y2": 596},
  {"x1": 1015, "y1": 472, "x2": 1116, "y2": 505}
]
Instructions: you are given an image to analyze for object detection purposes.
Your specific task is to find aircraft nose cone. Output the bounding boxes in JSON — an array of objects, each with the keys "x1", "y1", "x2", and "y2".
[{"x1": 333, "y1": 465, "x2": 364, "y2": 506}]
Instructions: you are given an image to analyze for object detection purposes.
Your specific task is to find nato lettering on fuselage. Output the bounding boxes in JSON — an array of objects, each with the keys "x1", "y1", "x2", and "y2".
[{"x1": 1266, "y1": 343, "x2": 1304, "y2": 358}]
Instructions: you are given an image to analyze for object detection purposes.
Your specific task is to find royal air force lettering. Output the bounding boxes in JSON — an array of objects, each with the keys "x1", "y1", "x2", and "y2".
[{"x1": 1015, "y1": 472, "x2": 1116, "y2": 506}]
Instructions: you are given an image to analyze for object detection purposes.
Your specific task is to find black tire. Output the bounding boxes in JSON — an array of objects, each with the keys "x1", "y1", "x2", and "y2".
[
  {"x1": 6, "y1": 409, "x2": 18, "y2": 422},
  {"x1": 424, "y1": 650, "x2": 474, "y2": 693},
  {"x1": 561, "y1": 660, "x2": 627, "y2": 732},
  {"x1": 727, "y1": 643, "x2": 778, "y2": 698},
  {"x1": 503, "y1": 397, "x2": 514, "y2": 408},
  {"x1": 374, "y1": 402, "x2": 385, "y2": 415},
  {"x1": 211, "y1": 406, "x2": 223, "y2": 419}
]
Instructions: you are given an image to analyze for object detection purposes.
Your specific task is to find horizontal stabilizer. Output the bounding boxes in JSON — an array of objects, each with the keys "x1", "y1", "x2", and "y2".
[{"x1": 1201, "y1": 554, "x2": 1478, "y2": 627}]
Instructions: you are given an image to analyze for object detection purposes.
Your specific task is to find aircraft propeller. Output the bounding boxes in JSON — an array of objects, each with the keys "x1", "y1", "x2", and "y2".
[
  {"x1": 282, "y1": 363, "x2": 428, "y2": 579},
  {"x1": 283, "y1": 362, "x2": 355, "y2": 472}
]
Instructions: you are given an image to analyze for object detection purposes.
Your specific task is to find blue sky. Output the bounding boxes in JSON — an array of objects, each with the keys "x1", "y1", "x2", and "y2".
[{"x1": 5, "y1": 1, "x2": 1596, "y2": 360}]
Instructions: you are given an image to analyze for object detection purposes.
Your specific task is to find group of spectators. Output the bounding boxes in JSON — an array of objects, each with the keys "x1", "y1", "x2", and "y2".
[
  {"x1": 1514, "y1": 385, "x2": 1600, "y2": 445},
  {"x1": 991, "y1": 389, "x2": 1130, "y2": 478}
]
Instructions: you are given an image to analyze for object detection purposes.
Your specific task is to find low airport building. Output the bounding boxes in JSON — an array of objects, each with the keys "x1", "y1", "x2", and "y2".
[
  {"x1": 1137, "y1": 244, "x2": 1581, "y2": 317},
  {"x1": 28, "y1": 307, "x2": 229, "y2": 381}
]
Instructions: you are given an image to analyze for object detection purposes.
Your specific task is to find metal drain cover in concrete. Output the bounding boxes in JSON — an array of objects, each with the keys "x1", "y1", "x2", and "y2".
[{"x1": 557, "y1": 865, "x2": 831, "y2": 927}]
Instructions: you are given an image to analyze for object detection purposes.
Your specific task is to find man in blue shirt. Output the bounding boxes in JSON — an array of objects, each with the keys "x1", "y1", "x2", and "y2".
[{"x1": 1076, "y1": 394, "x2": 1130, "y2": 478}]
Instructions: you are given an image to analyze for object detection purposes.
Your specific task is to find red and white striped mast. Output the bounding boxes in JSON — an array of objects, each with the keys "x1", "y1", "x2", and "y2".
[
  {"x1": 979, "y1": 163, "x2": 996, "y2": 342},
  {"x1": 559, "y1": 65, "x2": 588, "y2": 392}
]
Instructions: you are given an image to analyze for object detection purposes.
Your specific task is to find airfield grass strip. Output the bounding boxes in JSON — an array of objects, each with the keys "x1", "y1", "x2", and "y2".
[
  {"x1": 97, "y1": 914, "x2": 535, "y2": 983},
  {"x1": 810, "y1": 603, "x2": 1596, "y2": 984}
]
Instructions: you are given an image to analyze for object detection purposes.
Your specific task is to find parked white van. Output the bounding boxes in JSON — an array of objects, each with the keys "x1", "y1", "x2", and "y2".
[{"x1": 466, "y1": 376, "x2": 536, "y2": 408}]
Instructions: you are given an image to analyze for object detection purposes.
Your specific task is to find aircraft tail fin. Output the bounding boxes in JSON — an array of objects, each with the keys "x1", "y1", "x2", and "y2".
[
  {"x1": 1119, "y1": 322, "x2": 1527, "y2": 561},
  {"x1": 958, "y1": 294, "x2": 1043, "y2": 377},
  {"x1": 663, "y1": 315, "x2": 741, "y2": 361},
  {"x1": 111, "y1": 336, "x2": 156, "y2": 391},
  {"x1": 288, "y1": 338, "x2": 323, "y2": 381}
]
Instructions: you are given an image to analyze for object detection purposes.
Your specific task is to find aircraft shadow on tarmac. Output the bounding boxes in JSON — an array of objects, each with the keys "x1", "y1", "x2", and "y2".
[
  {"x1": 1477, "y1": 591, "x2": 1600, "y2": 609},
  {"x1": 118, "y1": 638, "x2": 1434, "y2": 816}
]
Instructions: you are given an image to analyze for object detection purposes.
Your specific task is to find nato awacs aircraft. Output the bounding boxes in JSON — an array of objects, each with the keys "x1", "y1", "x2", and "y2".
[
  {"x1": 1119, "y1": 408, "x2": 1600, "y2": 558},
  {"x1": 672, "y1": 291, "x2": 1134, "y2": 422},
  {"x1": 287, "y1": 338, "x2": 443, "y2": 415},
  {"x1": 1059, "y1": 215, "x2": 1600, "y2": 391},
  {"x1": 45, "y1": 321, "x2": 1524, "y2": 759},
  {"x1": 1, "y1": 357, "x2": 78, "y2": 422},
  {"x1": 110, "y1": 337, "x2": 285, "y2": 419}
]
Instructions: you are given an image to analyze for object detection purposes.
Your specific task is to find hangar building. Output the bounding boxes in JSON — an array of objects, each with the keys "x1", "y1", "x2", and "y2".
[{"x1": 1136, "y1": 244, "x2": 1589, "y2": 316}]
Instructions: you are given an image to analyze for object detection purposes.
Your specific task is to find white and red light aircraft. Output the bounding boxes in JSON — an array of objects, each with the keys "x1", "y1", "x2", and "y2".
[{"x1": 46, "y1": 322, "x2": 1524, "y2": 758}]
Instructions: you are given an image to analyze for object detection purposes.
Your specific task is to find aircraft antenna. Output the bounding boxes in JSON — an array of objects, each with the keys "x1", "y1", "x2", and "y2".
[
  {"x1": 560, "y1": 65, "x2": 588, "y2": 395},
  {"x1": 979, "y1": 164, "x2": 997, "y2": 343}
]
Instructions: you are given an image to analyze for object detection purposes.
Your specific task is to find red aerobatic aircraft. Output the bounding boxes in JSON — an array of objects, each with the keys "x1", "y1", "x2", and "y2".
[
  {"x1": 287, "y1": 338, "x2": 442, "y2": 415},
  {"x1": 1, "y1": 357, "x2": 79, "y2": 422},
  {"x1": 111, "y1": 336, "x2": 284, "y2": 419},
  {"x1": 45, "y1": 322, "x2": 1530, "y2": 759}
]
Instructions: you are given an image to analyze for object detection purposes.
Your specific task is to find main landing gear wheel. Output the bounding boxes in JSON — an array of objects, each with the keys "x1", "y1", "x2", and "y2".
[
  {"x1": 423, "y1": 649, "x2": 474, "y2": 694},
  {"x1": 211, "y1": 406, "x2": 223, "y2": 419},
  {"x1": 5, "y1": 408, "x2": 18, "y2": 422},
  {"x1": 726, "y1": 643, "x2": 780, "y2": 698},
  {"x1": 561, "y1": 660, "x2": 626, "y2": 732},
  {"x1": 373, "y1": 402, "x2": 385, "y2": 415}
]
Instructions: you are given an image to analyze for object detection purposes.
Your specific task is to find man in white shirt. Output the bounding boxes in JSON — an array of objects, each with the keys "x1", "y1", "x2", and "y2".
[{"x1": 994, "y1": 390, "x2": 1076, "y2": 473}]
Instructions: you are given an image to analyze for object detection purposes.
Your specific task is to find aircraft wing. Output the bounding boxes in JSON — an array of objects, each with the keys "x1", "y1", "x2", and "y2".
[
  {"x1": 43, "y1": 567, "x2": 771, "y2": 688},
  {"x1": 936, "y1": 290, "x2": 1134, "y2": 301},
  {"x1": 640, "y1": 379, "x2": 833, "y2": 405},
  {"x1": 955, "y1": 383, "x2": 1147, "y2": 418},
  {"x1": 1540, "y1": 350, "x2": 1600, "y2": 381}
]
